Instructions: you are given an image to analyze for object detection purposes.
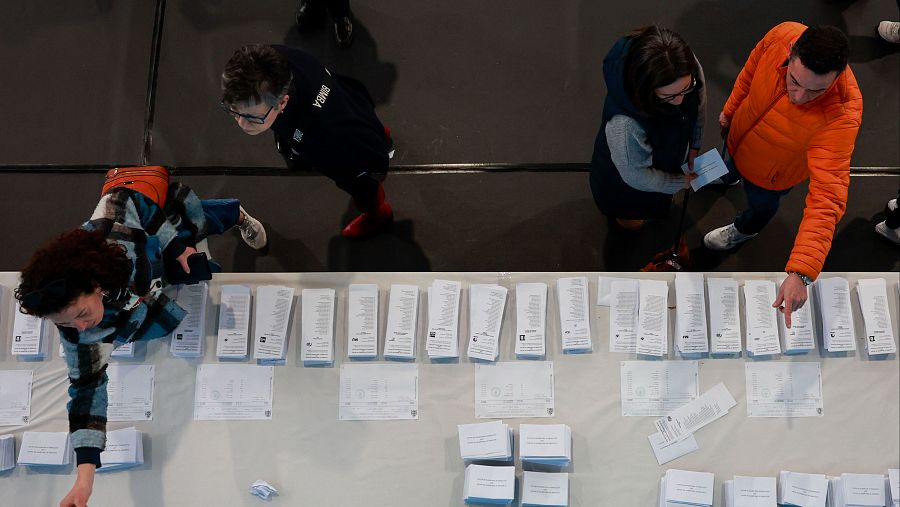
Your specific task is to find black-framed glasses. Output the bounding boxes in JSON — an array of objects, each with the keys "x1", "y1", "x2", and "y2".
[
  {"x1": 220, "y1": 102, "x2": 274, "y2": 125},
  {"x1": 657, "y1": 77, "x2": 697, "y2": 103}
]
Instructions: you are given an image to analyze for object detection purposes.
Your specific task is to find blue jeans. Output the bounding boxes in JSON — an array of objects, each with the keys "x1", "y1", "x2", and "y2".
[
  {"x1": 200, "y1": 198, "x2": 241, "y2": 234},
  {"x1": 722, "y1": 146, "x2": 793, "y2": 235}
]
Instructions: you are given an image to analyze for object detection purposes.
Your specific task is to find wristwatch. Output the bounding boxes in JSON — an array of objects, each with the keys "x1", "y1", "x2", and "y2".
[{"x1": 788, "y1": 271, "x2": 813, "y2": 286}]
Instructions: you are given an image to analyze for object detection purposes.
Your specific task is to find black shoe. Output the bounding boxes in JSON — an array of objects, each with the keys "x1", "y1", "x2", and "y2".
[
  {"x1": 334, "y1": 14, "x2": 354, "y2": 48},
  {"x1": 295, "y1": 0, "x2": 323, "y2": 30}
]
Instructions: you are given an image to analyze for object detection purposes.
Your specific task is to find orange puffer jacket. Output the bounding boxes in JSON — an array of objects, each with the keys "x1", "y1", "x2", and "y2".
[{"x1": 723, "y1": 22, "x2": 863, "y2": 279}]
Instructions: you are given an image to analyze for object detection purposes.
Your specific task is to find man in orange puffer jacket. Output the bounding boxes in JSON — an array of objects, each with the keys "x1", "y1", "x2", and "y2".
[{"x1": 704, "y1": 22, "x2": 862, "y2": 327}]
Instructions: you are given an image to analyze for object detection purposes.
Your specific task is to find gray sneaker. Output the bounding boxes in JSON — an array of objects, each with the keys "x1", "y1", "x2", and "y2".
[
  {"x1": 238, "y1": 206, "x2": 267, "y2": 250},
  {"x1": 703, "y1": 223, "x2": 757, "y2": 250},
  {"x1": 878, "y1": 21, "x2": 900, "y2": 43},
  {"x1": 875, "y1": 221, "x2": 900, "y2": 246},
  {"x1": 887, "y1": 198, "x2": 898, "y2": 212}
]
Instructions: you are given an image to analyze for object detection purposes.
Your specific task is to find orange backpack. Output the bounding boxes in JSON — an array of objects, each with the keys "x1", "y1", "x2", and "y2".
[{"x1": 101, "y1": 166, "x2": 170, "y2": 208}]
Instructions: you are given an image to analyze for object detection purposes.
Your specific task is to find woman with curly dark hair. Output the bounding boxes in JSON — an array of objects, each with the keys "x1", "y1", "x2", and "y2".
[{"x1": 15, "y1": 174, "x2": 266, "y2": 507}]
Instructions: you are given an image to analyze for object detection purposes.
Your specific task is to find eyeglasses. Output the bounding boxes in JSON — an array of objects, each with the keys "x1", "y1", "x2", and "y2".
[
  {"x1": 657, "y1": 77, "x2": 697, "y2": 103},
  {"x1": 220, "y1": 102, "x2": 274, "y2": 125}
]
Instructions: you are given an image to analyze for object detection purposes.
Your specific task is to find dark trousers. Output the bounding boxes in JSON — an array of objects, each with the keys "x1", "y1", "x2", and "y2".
[
  {"x1": 722, "y1": 146, "x2": 793, "y2": 235},
  {"x1": 318, "y1": 165, "x2": 381, "y2": 211},
  {"x1": 313, "y1": 0, "x2": 350, "y2": 18}
]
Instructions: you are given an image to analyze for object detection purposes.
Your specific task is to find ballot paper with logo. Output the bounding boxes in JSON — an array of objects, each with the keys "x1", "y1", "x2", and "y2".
[
  {"x1": 0, "y1": 435, "x2": 15, "y2": 471},
  {"x1": 193, "y1": 364, "x2": 274, "y2": 420},
  {"x1": 620, "y1": 360, "x2": 699, "y2": 416},
  {"x1": 299, "y1": 288, "x2": 334, "y2": 366},
  {"x1": 475, "y1": 361, "x2": 555, "y2": 419},
  {"x1": 97, "y1": 426, "x2": 144, "y2": 473},
  {"x1": 11, "y1": 303, "x2": 50, "y2": 359},
  {"x1": 106, "y1": 364, "x2": 155, "y2": 421},
  {"x1": 17, "y1": 431, "x2": 72, "y2": 466},
  {"x1": 856, "y1": 278, "x2": 897, "y2": 355},
  {"x1": 516, "y1": 282, "x2": 548, "y2": 359},
  {"x1": 648, "y1": 431, "x2": 699, "y2": 466},
  {"x1": 0, "y1": 369, "x2": 33, "y2": 426},
  {"x1": 654, "y1": 382, "x2": 736, "y2": 444},
  {"x1": 463, "y1": 464, "x2": 516, "y2": 505},
  {"x1": 519, "y1": 423, "x2": 572, "y2": 466},
  {"x1": 254, "y1": 285, "x2": 296, "y2": 363},
  {"x1": 722, "y1": 476, "x2": 777, "y2": 507},
  {"x1": 169, "y1": 282, "x2": 208, "y2": 357},
  {"x1": 778, "y1": 471, "x2": 829, "y2": 507},
  {"x1": 557, "y1": 277, "x2": 592, "y2": 354},
  {"x1": 216, "y1": 284, "x2": 252, "y2": 359},
  {"x1": 707, "y1": 277, "x2": 742, "y2": 356},
  {"x1": 779, "y1": 286, "x2": 816, "y2": 355},
  {"x1": 468, "y1": 284, "x2": 508, "y2": 362},
  {"x1": 457, "y1": 420, "x2": 513, "y2": 462},
  {"x1": 674, "y1": 273, "x2": 709, "y2": 357},
  {"x1": 426, "y1": 280, "x2": 462, "y2": 360},
  {"x1": 829, "y1": 473, "x2": 886, "y2": 507},
  {"x1": 338, "y1": 363, "x2": 419, "y2": 421},
  {"x1": 637, "y1": 280, "x2": 669, "y2": 357},
  {"x1": 609, "y1": 279, "x2": 640, "y2": 353},
  {"x1": 815, "y1": 277, "x2": 857, "y2": 352},
  {"x1": 745, "y1": 362, "x2": 823, "y2": 417},
  {"x1": 597, "y1": 275, "x2": 638, "y2": 306},
  {"x1": 743, "y1": 280, "x2": 781, "y2": 356},
  {"x1": 888, "y1": 469, "x2": 899, "y2": 507},
  {"x1": 347, "y1": 284, "x2": 379, "y2": 359},
  {"x1": 384, "y1": 284, "x2": 419, "y2": 361},
  {"x1": 522, "y1": 471, "x2": 569, "y2": 507},
  {"x1": 659, "y1": 469, "x2": 715, "y2": 507}
]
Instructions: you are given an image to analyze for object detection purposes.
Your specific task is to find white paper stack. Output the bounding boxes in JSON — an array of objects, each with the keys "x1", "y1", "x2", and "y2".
[
  {"x1": 780, "y1": 287, "x2": 816, "y2": 355},
  {"x1": 0, "y1": 435, "x2": 15, "y2": 471},
  {"x1": 888, "y1": 469, "x2": 899, "y2": 507},
  {"x1": 426, "y1": 280, "x2": 462, "y2": 360},
  {"x1": 11, "y1": 304, "x2": 50, "y2": 359},
  {"x1": 110, "y1": 341, "x2": 135, "y2": 359},
  {"x1": 637, "y1": 280, "x2": 669, "y2": 357},
  {"x1": 654, "y1": 383, "x2": 737, "y2": 444},
  {"x1": 97, "y1": 427, "x2": 144, "y2": 473},
  {"x1": 609, "y1": 279, "x2": 639, "y2": 353},
  {"x1": 519, "y1": 424, "x2": 572, "y2": 466},
  {"x1": 463, "y1": 464, "x2": 516, "y2": 505},
  {"x1": 829, "y1": 473, "x2": 886, "y2": 507},
  {"x1": 743, "y1": 280, "x2": 781, "y2": 356},
  {"x1": 857, "y1": 279, "x2": 897, "y2": 356},
  {"x1": 216, "y1": 285, "x2": 252, "y2": 359},
  {"x1": 674, "y1": 273, "x2": 709, "y2": 358},
  {"x1": 468, "y1": 284, "x2": 508, "y2": 362},
  {"x1": 299, "y1": 288, "x2": 334, "y2": 366},
  {"x1": 384, "y1": 284, "x2": 419, "y2": 361},
  {"x1": 597, "y1": 276, "x2": 637, "y2": 306},
  {"x1": 522, "y1": 471, "x2": 569, "y2": 507},
  {"x1": 516, "y1": 283, "x2": 548, "y2": 359},
  {"x1": 722, "y1": 476, "x2": 776, "y2": 507},
  {"x1": 347, "y1": 284, "x2": 379, "y2": 359},
  {"x1": 169, "y1": 282, "x2": 209, "y2": 358},
  {"x1": 778, "y1": 471, "x2": 829, "y2": 507},
  {"x1": 0, "y1": 370, "x2": 34, "y2": 426},
  {"x1": 815, "y1": 277, "x2": 857, "y2": 352},
  {"x1": 557, "y1": 277, "x2": 592, "y2": 354},
  {"x1": 457, "y1": 420, "x2": 513, "y2": 463},
  {"x1": 254, "y1": 285, "x2": 296, "y2": 363},
  {"x1": 659, "y1": 469, "x2": 715, "y2": 507},
  {"x1": 707, "y1": 277, "x2": 742, "y2": 356},
  {"x1": 17, "y1": 431, "x2": 72, "y2": 466}
]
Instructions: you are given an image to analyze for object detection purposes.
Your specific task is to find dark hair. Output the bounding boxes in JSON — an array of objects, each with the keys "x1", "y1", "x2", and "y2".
[
  {"x1": 790, "y1": 26, "x2": 849, "y2": 75},
  {"x1": 623, "y1": 26, "x2": 697, "y2": 114},
  {"x1": 15, "y1": 229, "x2": 131, "y2": 317},
  {"x1": 221, "y1": 44, "x2": 293, "y2": 107}
]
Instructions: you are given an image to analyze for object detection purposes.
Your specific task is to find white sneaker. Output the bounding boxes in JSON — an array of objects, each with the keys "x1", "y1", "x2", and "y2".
[
  {"x1": 875, "y1": 221, "x2": 900, "y2": 246},
  {"x1": 238, "y1": 206, "x2": 267, "y2": 250},
  {"x1": 703, "y1": 223, "x2": 757, "y2": 250},
  {"x1": 887, "y1": 198, "x2": 898, "y2": 212},
  {"x1": 878, "y1": 21, "x2": 900, "y2": 43}
]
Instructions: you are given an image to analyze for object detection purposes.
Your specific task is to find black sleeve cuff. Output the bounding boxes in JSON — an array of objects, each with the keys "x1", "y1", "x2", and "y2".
[
  {"x1": 75, "y1": 447, "x2": 102, "y2": 468},
  {"x1": 163, "y1": 237, "x2": 188, "y2": 259}
]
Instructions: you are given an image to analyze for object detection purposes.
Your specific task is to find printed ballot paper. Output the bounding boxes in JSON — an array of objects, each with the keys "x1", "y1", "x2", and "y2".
[
  {"x1": 743, "y1": 280, "x2": 781, "y2": 356},
  {"x1": 637, "y1": 280, "x2": 669, "y2": 357},
  {"x1": 97, "y1": 426, "x2": 144, "y2": 473},
  {"x1": 11, "y1": 303, "x2": 49, "y2": 358},
  {"x1": 338, "y1": 363, "x2": 419, "y2": 421},
  {"x1": 681, "y1": 148, "x2": 730, "y2": 191},
  {"x1": 468, "y1": 284, "x2": 508, "y2": 362},
  {"x1": 299, "y1": 288, "x2": 334, "y2": 366},
  {"x1": 216, "y1": 285, "x2": 252, "y2": 359},
  {"x1": 169, "y1": 282, "x2": 208, "y2": 357},
  {"x1": 778, "y1": 471, "x2": 829, "y2": 507},
  {"x1": 556, "y1": 277, "x2": 592, "y2": 354},
  {"x1": 745, "y1": 362, "x2": 823, "y2": 418},
  {"x1": 457, "y1": 420, "x2": 513, "y2": 462},
  {"x1": 856, "y1": 278, "x2": 897, "y2": 355},
  {"x1": 426, "y1": 280, "x2": 462, "y2": 359},
  {"x1": 516, "y1": 282, "x2": 548, "y2": 359},
  {"x1": 674, "y1": 273, "x2": 709, "y2": 357},
  {"x1": 384, "y1": 284, "x2": 419, "y2": 361},
  {"x1": 779, "y1": 287, "x2": 816, "y2": 355},
  {"x1": 463, "y1": 464, "x2": 516, "y2": 505},
  {"x1": 0, "y1": 369, "x2": 33, "y2": 426},
  {"x1": 621, "y1": 360, "x2": 699, "y2": 417},
  {"x1": 888, "y1": 469, "x2": 899, "y2": 507},
  {"x1": 521, "y1": 471, "x2": 569, "y2": 507},
  {"x1": 722, "y1": 476, "x2": 777, "y2": 507},
  {"x1": 597, "y1": 275, "x2": 638, "y2": 306},
  {"x1": 659, "y1": 469, "x2": 715, "y2": 507},
  {"x1": 654, "y1": 382, "x2": 736, "y2": 444},
  {"x1": 707, "y1": 277, "x2": 742, "y2": 355},
  {"x1": 519, "y1": 424, "x2": 572, "y2": 466},
  {"x1": 106, "y1": 364, "x2": 155, "y2": 421},
  {"x1": 193, "y1": 364, "x2": 274, "y2": 421},
  {"x1": 815, "y1": 277, "x2": 857, "y2": 352},
  {"x1": 0, "y1": 435, "x2": 15, "y2": 471},
  {"x1": 830, "y1": 473, "x2": 887, "y2": 507},
  {"x1": 648, "y1": 431, "x2": 699, "y2": 466},
  {"x1": 347, "y1": 284, "x2": 379, "y2": 359},
  {"x1": 17, "y1": 431, "x2": 72, "y2": 466},
  {"x1": 475, "y1": 361, "x2": 555, "y2": 419},
  {"x1": 255, "y1": 285, "x2": 296, "y2": 363},
  {"x1": 609, "y1": 279, "x2": 640, "y2": 353}
]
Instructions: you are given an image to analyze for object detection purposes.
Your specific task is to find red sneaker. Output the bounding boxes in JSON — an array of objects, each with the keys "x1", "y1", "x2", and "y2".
[{"x1": 341, "y1": 201, "x2": 393, "y2": 238}]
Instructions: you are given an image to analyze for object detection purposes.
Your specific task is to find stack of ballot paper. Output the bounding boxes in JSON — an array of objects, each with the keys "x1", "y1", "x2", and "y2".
[
  {"x1": 516, "y1": 282, "x2": 547, "y2": 359},
  {"x1": 0, "y1": 370, "x2": 34, "y2": 426},
  {"x1": 384, "y1": 284, "x2": 419, "y2": 361},
  {"x1": 347, "y1": 284, "x2": 379, "y2": 360},
  {"x1": 11, "y1": 304, "x2": 50, "y2": 359},
  {"x1": 659, "y1": 469, "x2": 715, "y2": 507},
  {"x1": 743, "y1": 280, "x2": 781, "y2": 356},
  {"x1": 654, "y1": 382, "x2": 737, "y2": 444},
  {"x1": 556, "y1": 277, "x2": 592, "y2": 354},
  {"x1": 519, "y1": 424, "x2": 572, "y2": 466},
  {"x1": 426, "y1": 280, "x2": 462, "y2": 360},
  {"x1": 17, "y1": 431, "x2": 72, "y2": 466},
  {"x1": 299, "y1": 288, "x2": 333, "y2": 366},
  {"x1": 707, "y1": 277, "x2": 742, "y2": 356},
  {"x1": 674, "y1": 273, "x2": 709, "y2": 358},
  {"x1": 468, "y1": 284, "x2": 508, "y2": 362},
  {"x1": 521, "y1": 471, "x2": 568, "y2": 507},
  {"x1": 637, "y1": 280, "x2": 669, "y2": 357},
  {"x1": 856, "y1": 278, "x2": 897, "y2": 356},
  {"x1": 888, "y1": 469, "x2": 899, "y2": 507},
  {"x1": 780, "y1": 291, "x2": 816, "y2": 355},
  {"x1": 778, "y1": 471, "x2": 829, "y2": 507},
  {"x1": 457, "y1": 420, "x2": 513, "y2": 462},
  {"x1": 815, "y1": 277, "x2": 857, "y2": 352},
  {"x1": 0, "y1": 435, "x2": 15, "y2": 471},
  {"x1": 463, "y1": 464, "x2": 516, "y2": 505},
  {"x1": 721, "y1": 476, "x2": 776, "y2": 507},
  {"x1": 97, "y1": 427, "x2": 144, "y2": 472},
  {"x1": 216, "y1": 285, "x2": 252, "y2": 359},
  {"x1": 110, "y1": 341, "x2": 135, "y2": 359},
  {"x1": 609, "y1": 278, "x2": 640, "y2": 353},
  {"x1": 169, "y1": 282, "x2": 209, "y2": 358},
  {"x1": 829, "y1": 473, "x2": 886, "y2": 507},
  {"x1": 256, "y1": 285, "x2": 297, "y2": 364}
]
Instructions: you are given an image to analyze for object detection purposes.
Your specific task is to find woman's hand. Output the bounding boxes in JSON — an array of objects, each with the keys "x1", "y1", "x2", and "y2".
[
  {"x1": 683, "y1": 171, "x2": 698, "y2": 189},
  {"x1": 176, "y1": 246, "x2": 198, "y2": 274},
  {"x1": 687, "y1": 148, "x2": 700, "y2": 172},
  {"x1": 60, "y1": 464, "x2": 95, "y2": 507}
]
